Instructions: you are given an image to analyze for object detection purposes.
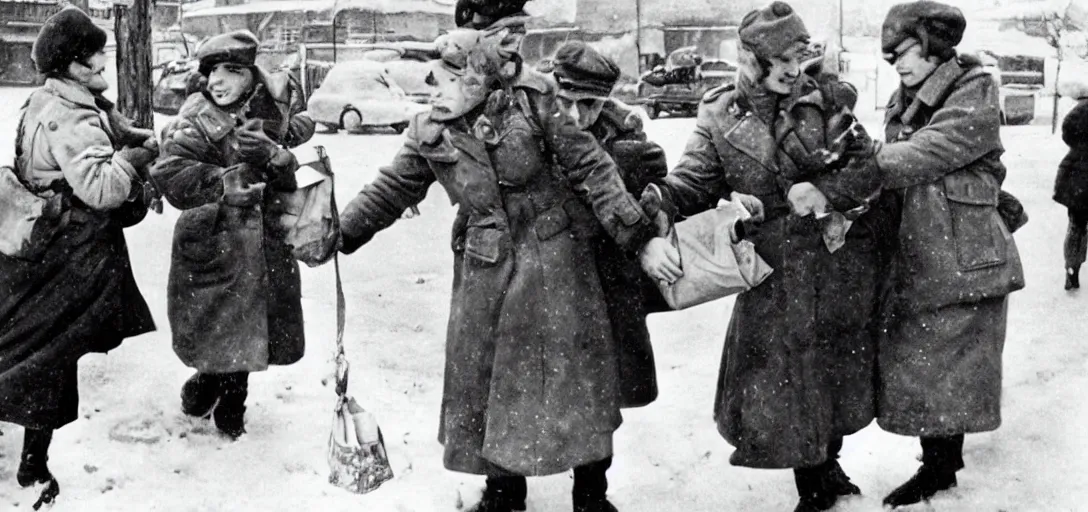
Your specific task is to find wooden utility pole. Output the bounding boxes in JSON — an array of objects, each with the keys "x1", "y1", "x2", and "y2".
[{"x1": 114, "y1": 0, "x2": 154, "y2": 129}]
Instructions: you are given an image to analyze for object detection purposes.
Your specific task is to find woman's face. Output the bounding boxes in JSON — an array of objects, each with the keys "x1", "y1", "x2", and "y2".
[
  {"x1": 68, "y1": 50, "x2": 109, "y2": 93},
  {"x1": 428, "y1": 65, "x2": 490, "y2": 121},
  {"x1": 206, "y1": 62, "x2": 256, "y2": 107},
  {"x1": 891, "y1": 38, "x2": 939, "y2": 88},
  {"x1": 762, "y1": 43, "x2": 806, "y2": 95}
]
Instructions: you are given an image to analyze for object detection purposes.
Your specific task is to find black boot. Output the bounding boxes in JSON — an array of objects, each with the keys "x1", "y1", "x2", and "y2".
[
  {"x1": 181, "y1": 372, "x2": 218, "y2": 418},
  {"x1": 213, "y1": 372, "x2": 249, "y2": 439},
  {"x1": 18, "y1": 428, "x2": 60, "y2": 509},
  {"x1": 793, "y1": 466, "x2": 837, "y2": 512},
  {"x1": 883, "y1": 435, "x2": 963, "y2": 508},
  {"x1": 467, "y1": 475, "x2": 528, "y2": 512},
  {"x1": 573, "y1": 457, "x2": 618, "y2": 512},
  {"x1": 821, "y1": 438, "x2": 861, "y2": 497},
  {"x1": 1067, "y1": 267, "x2": 1080, "y2": 290}
]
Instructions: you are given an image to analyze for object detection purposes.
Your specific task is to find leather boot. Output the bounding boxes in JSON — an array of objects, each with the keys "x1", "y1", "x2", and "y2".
[
  {"x1": 213, "y1": 372, "x2": 249, "y2": 439},
  {"x1": 573, "y1": 457, "x2": 618, "y2": 512},
  {"x1": 1067, "y1": 267, "x2": 1080, "y2": 290},
  {"x1": 466, "y1": 475, "x2": 527, "y2": 512},
  {"x1": 18, "y1": 428, "x2": 60, "y2": 509},
  {"x1": 821, "y1": 438, "x2": 861, "y2": 497},
  {"x1": 793, "y1": 466, "x2": 837, "y2": 512},
  {"x1": 181, "y1": 372, "x2": 218, "y2": 418},
  {"x1": 883, "y1": 435, "x2": 963, "y2": 508}
]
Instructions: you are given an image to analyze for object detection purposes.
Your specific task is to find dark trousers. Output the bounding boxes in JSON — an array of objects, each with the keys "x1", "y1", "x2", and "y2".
[
  {"x1": 793, "y1": 438, "x2": 844, "y2": 497},
  {"x1": 185, "y1": 371, "x2": 249, "y2": 411},
  {"x1": 920, "y1": 434, "x2": 965, "y2": 473},
  {"x1": 486, "y1": 457, "x2": 612, "y2": 504},
  {"x1": 1065, "y1": 208, "x2": 1088, "y2": 269}
]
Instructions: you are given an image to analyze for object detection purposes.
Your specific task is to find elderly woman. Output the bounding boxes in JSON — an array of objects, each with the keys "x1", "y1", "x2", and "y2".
[
  {"x1": 0, "y1": 6, "x2": 157, "y2": 505},
  {"x1": 874, "y1": 2, "x2": 1024, "y2": 507},
  {"x1": 337, "y1": 17, "x2": 658, "y2": 512},
  {"x1": 639, "y1": 3, "x2": 887, "y2": 511},
  {"x1": 152, "y1": 31, "x2": 307, "y2": 440}
]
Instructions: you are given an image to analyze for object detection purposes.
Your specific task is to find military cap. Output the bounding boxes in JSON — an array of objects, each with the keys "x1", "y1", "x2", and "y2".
[
  {"x1": 882, "y1": 1, "x2": 966, "y2": 63},
  {"x1": 552, "y1": 41, "x2": 620, "y2": 100},
  {"x1": 197, "y1": 30, "x2": 260, "y2": 76},
  {"x1": 738, "y1": 1, "x2": 810, "y2": 60}
]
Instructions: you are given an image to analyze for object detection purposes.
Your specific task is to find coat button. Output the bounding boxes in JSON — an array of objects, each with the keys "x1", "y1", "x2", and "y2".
[{"x1": 47, "y1": 121, "x2": 58, "y2": 131}]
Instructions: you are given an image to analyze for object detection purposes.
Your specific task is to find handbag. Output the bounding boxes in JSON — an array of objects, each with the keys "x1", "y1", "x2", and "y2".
[
  {"x1": 327, "y1": 254, "x2": 395, "y2": 494},
  {"x1": 0, "y1": 113, "x2": 68, "y2": 261},
  {"x1": 277, "y1": 145, "x2": 341, "y2": 267},
  {"x1": 656, "y1": 202, "x2": 774, "y2": 310}
]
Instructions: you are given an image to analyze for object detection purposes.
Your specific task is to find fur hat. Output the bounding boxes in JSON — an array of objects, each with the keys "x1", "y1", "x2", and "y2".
[
  {"x1": 32, "y1": 6, "x2": 108, "y2": 75},
  {"x1": 553, "y1": 41, "x2": 620, "y2": 100},
  {"x1": 738, "y1": 1, "x2": 810, "y2": 60},
  {"x1": 881, "y1": 1, "x2": 966, "y2": 63},
  {"x1": 197, "y1": 30, "x2": 260, "y2": 76}
]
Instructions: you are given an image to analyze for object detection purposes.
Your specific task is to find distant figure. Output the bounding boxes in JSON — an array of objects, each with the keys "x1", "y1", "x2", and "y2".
[{"x1": 1054, "y1": 95, "x2": 1088, "y2": 289}]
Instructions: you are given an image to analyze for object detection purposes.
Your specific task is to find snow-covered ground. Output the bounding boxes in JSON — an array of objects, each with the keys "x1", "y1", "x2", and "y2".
[{"x1": 0, "y1": 86, "x2": 1084, "y2": 511}]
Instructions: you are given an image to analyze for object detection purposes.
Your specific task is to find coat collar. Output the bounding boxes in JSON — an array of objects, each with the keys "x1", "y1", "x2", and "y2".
[
  {"x1": 44, "y1": 78, "x2": 99, "y2": 110},
  {"x1": 891, "y1": 58, "x2": 969, "y2": 125}
]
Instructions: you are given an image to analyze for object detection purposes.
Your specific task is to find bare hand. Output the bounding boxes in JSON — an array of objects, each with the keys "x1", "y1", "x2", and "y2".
[
  {"x1": 730, "y1": 191, "x2": 766, "y2": 222},
  {"x1": 639, "y1": 237, "x2": 683, "y2": 284}
]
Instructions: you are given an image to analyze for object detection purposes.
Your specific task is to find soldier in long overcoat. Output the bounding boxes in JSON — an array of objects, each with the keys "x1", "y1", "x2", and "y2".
[
  {"x1": 152, "y1": 31, "x2": 307, "y2": 439},
  {"x1": 638, "y1": 3, "x2": 888, "y2": 511},
  {"x1": 549, "y1": 41, "x2": 669, "y2": 410},
  {"x1": 0, "y1": 7, "x2": 157, "y2": 504},
  {"x1": 338, "y1": 19, "x2": 658, "y2": 512},
  {"x1": 1054, "y1": 95, "x2": 1088, "y2": 289},
  {"x1": 874, "y1": 2, "x2": 1025, "y2": 507}
]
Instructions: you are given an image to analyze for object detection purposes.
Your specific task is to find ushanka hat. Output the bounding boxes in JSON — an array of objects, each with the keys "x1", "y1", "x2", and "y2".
[
  {"x1": 738, "y1": 1, "x2": 810, "y2": 59},
  {"x1": 32, "y1": 6, "x2": 108, "y2": 75},
  {"x1": 196, "y1": 30, "x2": 260, "y2": 76},
  {"x1": 882, "y1": 1, "x2": 966, "y2": 63}
]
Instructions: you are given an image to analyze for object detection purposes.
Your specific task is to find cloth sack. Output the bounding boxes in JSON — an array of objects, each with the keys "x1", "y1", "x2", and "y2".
[
  {"x1": 0, "y1": 165, "x2": 66, "y2": 260},
  {"x1": 657, "y1": 202, "x2": 774, "y2": 310},
  {"x1": 276, "y1": 145, "x2": 341, "y2": 267}
]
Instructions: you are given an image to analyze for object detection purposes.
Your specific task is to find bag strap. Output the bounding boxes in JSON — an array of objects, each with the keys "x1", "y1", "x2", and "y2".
[{"x1": 321, "y1": 143, "x2": 349, "y2": 401}]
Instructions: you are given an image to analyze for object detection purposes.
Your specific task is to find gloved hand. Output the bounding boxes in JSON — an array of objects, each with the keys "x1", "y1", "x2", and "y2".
[
  {"x1": 612, "y1": 140, "x2": 668, "y2": 192},
  {"x1": 117, "y1": 146, "x2": 158, "y2": 171},
  {"x1": 787, "y1": 182, "x2": 830, "y2": 217},
  {"x1": 639, "y1": 237, "x2": 683, "y2": 284},
  {"x1": 221, "y1": 167, "x2": 267, "y2": 207},
  {"x1": 729, "y1": 191, "x2": 766, "y2": 222},
  {"x1": 236, "y1": 119, "x2": 279, "y2": 166},
  {"x1": 640, "y1": 184, "x2": 673, "y2": 237}
]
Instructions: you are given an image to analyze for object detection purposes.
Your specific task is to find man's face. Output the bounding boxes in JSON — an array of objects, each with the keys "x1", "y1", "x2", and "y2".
[
  {"x1": 762, "y1": 42, "x2": 806, "y2": 95},
  {"x1": 69, "y1": 50, "x2": 109, "y2": 93},
  {"x1": 427, "y1": 65, "x2": 489, "y2": 121},
  {"x1": 891, "y1": 38, "x2": 939, "y2": 88},
  {"x1": 557, "y1": 94, "x2": 605, "y2": 130},
  {"x1": 206, "y1": 62, "x2": 256, "y2": 107}
]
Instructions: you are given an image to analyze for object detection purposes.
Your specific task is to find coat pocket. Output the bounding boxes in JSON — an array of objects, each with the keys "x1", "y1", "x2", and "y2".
[
  {"x1": 464, "y1": 226, "x2": 507, "y2": 265},
  {"x1": 534, "y1": 203, "x2": 571, "y2": 241},
  {"x1": 944, "y1": 172, "x2": 1005, "y2": 271}
]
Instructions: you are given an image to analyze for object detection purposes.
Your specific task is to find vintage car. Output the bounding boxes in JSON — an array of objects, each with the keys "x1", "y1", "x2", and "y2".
[
  {"x1": 307, "y1": 60, "x2": 430, "y2": 134},
  {"x1": 636, "y1": 57, "x2": 738, "y2": 119},
  {"x1": 359, "y1": 48, "x2": 433, "y2": 105},
  {"x1": 152, "y1": 58, "x2": 201, "y2": 116}
]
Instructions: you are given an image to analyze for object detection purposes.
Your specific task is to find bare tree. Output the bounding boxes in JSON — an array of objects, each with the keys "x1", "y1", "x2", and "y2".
[{"x1": 1010, "y1": 2, "x2": 1088, "y2": 132}]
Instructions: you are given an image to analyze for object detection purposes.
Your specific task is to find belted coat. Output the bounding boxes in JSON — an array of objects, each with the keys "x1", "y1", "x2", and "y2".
[
  {"x1": 657, "y1": 77, "x2": 889, "y2": 469},
  {"x1": 339, "y1": 69, "x2": 657, "y2": 476},
  {"x1": 875, "y1": 57, "x2": 1024, "y2": 436}
]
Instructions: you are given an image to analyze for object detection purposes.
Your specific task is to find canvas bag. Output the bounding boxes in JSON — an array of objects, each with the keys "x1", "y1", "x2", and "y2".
[
  {"x1": 327, "y1": 255, "x2": 394, "y2": 494},
  {"x1": 656, "y1": 202, "x2": 774, "y2": 310},
  {"x1": 0, "y1": 115, "x2": 67, "y2": 261},
  {"x1": 276, "y1": 145, "x2": 341, "y2": 267}
]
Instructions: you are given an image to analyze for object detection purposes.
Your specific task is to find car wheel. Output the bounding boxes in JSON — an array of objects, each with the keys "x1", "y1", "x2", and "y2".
[
  {"x1": 340, "y1": 108, "x2": 364, "y2": 134},
  {"x1": 999, "y1": 110, "x2": 1008, "y2": 126},
  {"x1": 390, "y1": 122, "x2": 409, "y2": 134}
]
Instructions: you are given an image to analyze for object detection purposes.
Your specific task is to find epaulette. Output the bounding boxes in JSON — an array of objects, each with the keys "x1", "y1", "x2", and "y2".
[{"x1": 701, "y1": 83, "x2": 736, "y2": 104}]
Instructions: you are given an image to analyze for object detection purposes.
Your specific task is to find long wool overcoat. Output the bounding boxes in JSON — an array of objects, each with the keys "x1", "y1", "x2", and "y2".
[
  {"x1": 0, "y1": 78, "x2": 155, "y2": 429},
  {"x1": 1054, "y1": 98, "x2": 1088, "y2": 210},
  {"x1": 152, "y1": 91, "x2": 305, "y2": 374},
  {"x1": 876, "y1": 57, "x2": 1024, "y2": 436},
  {"x1": 339, "y1": 69, "x2": 657, "y2": 477},
  {"x1": 657, "y1": 77, "x2": 888, "y2": 469}
]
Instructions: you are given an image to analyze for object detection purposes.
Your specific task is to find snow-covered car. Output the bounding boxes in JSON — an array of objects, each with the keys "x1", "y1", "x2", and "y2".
[
  {"x1": 307, "y1": 60, "x2": 431, "y2": 134},
  {"x1": 152, "y1": 58, "x2": 201, "y2": 116},
  {"x1": 979, "y1": 51, "x2": 1037, "y2": 126}
]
